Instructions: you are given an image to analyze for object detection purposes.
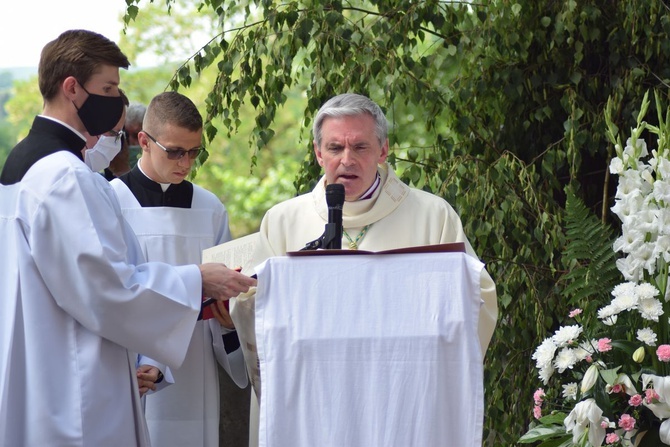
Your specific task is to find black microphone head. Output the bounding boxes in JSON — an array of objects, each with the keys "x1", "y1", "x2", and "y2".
[{"x1": 326, "y1": 183, "x2": 345, "y2": 208}]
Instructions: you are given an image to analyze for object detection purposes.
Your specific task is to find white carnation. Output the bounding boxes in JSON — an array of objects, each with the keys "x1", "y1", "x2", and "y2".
[
  {"x1": 552, "y1": 325, "x2": 583, "y2": 348},
  {"x1": 637, "y1": 327, "x2": 658, "y2": 346},
  {"x1": 538, "y1": 365, "x2": 554, "y2": 385},
  {"x1": 562, "y1": 382, "x2": 578, "y2": 401},
  {"x1": 636, "y1": 282, "x2": 660, "y2": 300},
  {"x1": 598, "y1": 304, "x2": 619, "y2": 320},
  {"x1": 611, "y1": 282, "x2": 637, "y2": 298},
  {"x1": 554, "y1": 348, "x2": 578, "y2": 373},
  {"x1": 638, "y1": 298, "x2": 664, "y2": 322},
  {"x1": 532, "y1": 337, "x2": 557, "y2": 370}
]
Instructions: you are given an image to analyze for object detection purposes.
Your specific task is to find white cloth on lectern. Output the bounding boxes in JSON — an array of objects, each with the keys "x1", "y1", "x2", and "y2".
[{"x1": 255, "y1": 252, "x2": 484, "y2": 447}]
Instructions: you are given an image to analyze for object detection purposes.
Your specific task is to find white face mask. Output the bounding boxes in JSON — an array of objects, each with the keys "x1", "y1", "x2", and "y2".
[{"x1": 84, "y1": 135, "x2": 122, "y2": 172}]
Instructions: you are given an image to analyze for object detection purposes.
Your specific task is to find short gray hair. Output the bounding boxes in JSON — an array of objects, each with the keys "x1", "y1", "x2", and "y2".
[
  {"x1": 126, "y1": 103, "x2": 147, "y2": 127},
  {"x1": 313, "y1": 93, "x2": 388, "y2": 147}
]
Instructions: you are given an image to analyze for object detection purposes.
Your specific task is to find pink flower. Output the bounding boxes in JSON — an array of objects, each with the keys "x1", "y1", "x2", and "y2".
[
  {"x1": 618, "y1": 413, "x2": 636, "y2": 431},
  {"x1": 606, "y1": 432, "x2": 620, "y2": 444},
  {"x1": 569, "y1": 308, "x2": 583, "y2": 318},
  {"x1": 533, "y1": 388, "x2": 545, "y2": 405},
  {"x1": 629, "y1": 394, "x2": 643, "y2": 406},
  {"x1": 646, "y1": 388, "x2": 660, "y2": 404},
  {"x1": 586, "y1": 355, "x2": 593, "y2": 363},
  {"x1": 597, "y1": 338, "x2": 613, "y2": 352},
  {"x1": 610, "y1": 384, "x2": 623, "y2": 394},
  {"x1": 657, "y1": 344, "x2": 670, "y2": 362},
  {"x1": 533, "y1": 405, "x2": 542, "y2": 419}
]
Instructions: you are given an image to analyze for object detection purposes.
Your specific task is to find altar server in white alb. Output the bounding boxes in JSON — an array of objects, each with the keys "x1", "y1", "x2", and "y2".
[
  {"x1": 235, "y1": 92, "x2": 498, "y2": 445},
  {"x1": 111, "y1": 91, "x2": 248, "y2": 447},
  {"x1": 0, "y1": 29, "x2": 255, "y2": 447}
]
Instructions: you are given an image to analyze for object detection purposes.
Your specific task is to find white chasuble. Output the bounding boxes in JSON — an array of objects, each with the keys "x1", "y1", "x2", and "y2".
[
  {"x1": 254, "y1": 252, "x2": 484, "y2": 447},
  {"x1": 112, "y1": 180, "x2": 248, "y2": 447}
]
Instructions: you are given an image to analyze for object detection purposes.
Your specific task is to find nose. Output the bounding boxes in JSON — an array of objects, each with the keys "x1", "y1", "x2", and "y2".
[
  {"x1": 340, "y1": 148, "x2": 355, "y2": 167},
  {"x1": 178, "y1": 154, "x2": 194, "y2": 168}
]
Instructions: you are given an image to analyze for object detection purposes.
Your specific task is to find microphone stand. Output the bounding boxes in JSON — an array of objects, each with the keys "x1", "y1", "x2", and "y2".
[
  {"x1": 300, "y1": 183, "x2": 344, "y2": 251},
  {"x1": 299, "y1": 223, "x2": 341, "y2": 251}
]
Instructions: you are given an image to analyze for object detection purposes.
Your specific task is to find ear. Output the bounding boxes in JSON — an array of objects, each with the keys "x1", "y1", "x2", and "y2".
[
  {"x1": 378, "y1": 139, "x2": 389, "y2": 164},
  {"x1": 62, "y1": 76, "x2": 79, "y2": 101},
  {"x1": 137, "y1": 131, "x2": 151, "y2": 154},
  {"x1": 313, "y1": 140, "x2": 325, "y2": 167}
]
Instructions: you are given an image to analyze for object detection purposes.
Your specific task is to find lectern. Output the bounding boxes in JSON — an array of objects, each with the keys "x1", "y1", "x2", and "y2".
[{"x1": 253, "y1": 248, "x2": 485, "y2": 447}]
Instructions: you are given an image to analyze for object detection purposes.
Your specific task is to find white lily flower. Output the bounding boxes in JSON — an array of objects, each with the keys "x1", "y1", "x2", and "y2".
[
  {"x1": 564, "y1": 398, "x2": 605, "y2": 447},
  {"x1": 641, "y1": 374, "x2": 670, "y2": 419},
  {"x1": 614, "y1": 373, "x2": 638, "y2": 395},
  {"x1": 610, "y1": 156, "x2": 625, "y2": 174},
  {"x1": 581, "y1": 364, "x2": 599, "y2": 394}
]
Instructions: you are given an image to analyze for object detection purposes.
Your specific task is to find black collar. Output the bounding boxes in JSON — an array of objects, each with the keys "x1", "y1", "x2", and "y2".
[
  {"x1": 1, "y1": 116, "x2": 86, "y2": 184},
  {"x1": 117, "y1": 165, "x2": 194, "y2": 208}
]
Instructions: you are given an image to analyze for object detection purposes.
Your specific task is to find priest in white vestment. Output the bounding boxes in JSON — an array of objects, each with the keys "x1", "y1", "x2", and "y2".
[
  {"x1": 111, "y1": 92, "x2": 248, "y2": 447},
  {"x1": 0, "y1": 30, "x2": 255, "y2": 447},
  {"x1": 234, "y1": 93, "x2": 498, "y2": 446}
]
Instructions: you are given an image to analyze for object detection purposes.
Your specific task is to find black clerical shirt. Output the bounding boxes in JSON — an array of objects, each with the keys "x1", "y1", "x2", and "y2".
[
  {"x1": 116, "y1": 165, "x2": 194, "y2": 208},
  {"x1": 1, "y1": 117, "x2": 85, "y2": 185}
]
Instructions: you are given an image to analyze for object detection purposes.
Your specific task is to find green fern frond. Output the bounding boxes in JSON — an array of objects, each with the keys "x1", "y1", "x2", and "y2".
[{"x1": 561, "y1": 187, "x2": 620, "y2": 307}]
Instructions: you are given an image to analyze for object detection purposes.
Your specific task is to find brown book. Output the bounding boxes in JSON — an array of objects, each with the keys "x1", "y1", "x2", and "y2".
[{"x1": 287, "y1": 242, "x2": 465, "y2": 257}]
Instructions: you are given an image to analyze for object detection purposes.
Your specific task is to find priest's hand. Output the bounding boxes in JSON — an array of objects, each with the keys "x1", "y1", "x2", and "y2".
[
  {"x1": 199, "y1": 263, "x2": 257, "y2": 301},
  {"x1": 137, "y1": 364, "x2": 162, "y2": 397},
  {"x1": 212, "y1": 300, "x2": 235, "y2": 329}
]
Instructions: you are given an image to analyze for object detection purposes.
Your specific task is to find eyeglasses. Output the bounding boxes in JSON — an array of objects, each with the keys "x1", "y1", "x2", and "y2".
[
  {"x1": 144, "y1": 131, "x2": 204, "y2": 160},
  {"x1": 106, "y1": 128, "x2": 127, "y2": 144}
]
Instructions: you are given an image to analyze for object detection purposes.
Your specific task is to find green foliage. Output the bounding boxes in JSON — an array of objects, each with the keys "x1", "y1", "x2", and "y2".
[
  {"x1": 561, "y1": 187, "x2": 619, "y2": 310},
  {"x1": 203, "y1": 158, "x2": 300, "y2": 236},
  {"x1": 4, "y1": 77, "x2": 41, "y2": 143},
  {"x1": 121, "y1": 1, "x2": 670, "y2": 444},
  {"x1": 518, "y1": 412, "x2": 570, "y2": 445}
]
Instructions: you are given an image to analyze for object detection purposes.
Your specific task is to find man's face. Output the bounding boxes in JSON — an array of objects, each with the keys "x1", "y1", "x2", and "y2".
[
  {"x1": 314, "y1": 114, "x2": 388, "y2": 201},
  {"x1": 83, "y1": 107, "x2": 126, "y2": 150},
  {"x1": 138, "y1": 123, "x2": 202, "y2": 184},
  {"x1": 75, "y1": 64, "x2": 121, "y2": 104},
  {"x1": 125, "y1": 122, "x2": 142, "y2": 146}
]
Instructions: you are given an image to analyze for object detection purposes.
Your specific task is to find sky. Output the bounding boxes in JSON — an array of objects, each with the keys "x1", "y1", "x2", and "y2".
[{"x1": 0, "y1": 0, "x2": 127, "y2": 69}]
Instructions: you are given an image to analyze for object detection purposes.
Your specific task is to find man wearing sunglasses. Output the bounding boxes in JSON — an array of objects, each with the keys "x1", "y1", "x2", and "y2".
[{"x1": 110, "y1": 91, "x2": 248, "y2": 447}]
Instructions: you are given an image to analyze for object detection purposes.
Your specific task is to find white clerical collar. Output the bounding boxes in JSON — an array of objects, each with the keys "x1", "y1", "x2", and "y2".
[
  {"x1": 137, "y1": 159, "x2": 172, "y2": 192},
  {"x1": 39, "y1": 115, "x2": 86, "y2": 143}
]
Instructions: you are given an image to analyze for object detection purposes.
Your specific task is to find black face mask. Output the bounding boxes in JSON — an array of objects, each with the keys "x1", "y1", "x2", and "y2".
[{"x1": 74, "y1": 83, "x2": 125, "y2": 136}]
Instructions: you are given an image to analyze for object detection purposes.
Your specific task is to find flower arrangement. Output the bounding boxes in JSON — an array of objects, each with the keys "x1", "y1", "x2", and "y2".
[{"x1": 520, "y1": 91, "x2": 670, "y2": 447}]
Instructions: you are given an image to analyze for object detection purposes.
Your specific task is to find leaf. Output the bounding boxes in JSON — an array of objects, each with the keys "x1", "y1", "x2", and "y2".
[
  {"x1": 600, "y1": 366, "x2": 622, "y2": 385},
  {"x1": 539, "y1": 412, "x2": 567, "y2": 425},
  {"x1": 561, "y1": 186, "x2": 619, "y2": 306},
  {"x1": 519, "y1": 424, "x2": 568, "y2": 442}
]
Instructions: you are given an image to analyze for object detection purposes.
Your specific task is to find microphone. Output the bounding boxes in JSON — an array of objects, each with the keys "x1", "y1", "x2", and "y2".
[
  {"x1": 300, "y1": 183, "x2": 345, "y2": 250},
  {"x1": 324, "y1": 183, "x2": 344, "y2": 249}
]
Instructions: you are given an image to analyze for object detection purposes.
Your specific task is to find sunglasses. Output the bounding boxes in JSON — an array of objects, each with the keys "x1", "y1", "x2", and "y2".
[{"x1": 144, "y1": 131, "x2": 204, "y2": 160}]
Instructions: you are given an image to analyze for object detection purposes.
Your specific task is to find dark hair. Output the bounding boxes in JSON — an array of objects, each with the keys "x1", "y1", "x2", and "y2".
[
  {"x1": 38, "y1": 29, "x2": 130, "y2": 101},
  {"x1": 143, "y1": 92, "x2": 203, "y2": 135},
  {"x1": 119, "y1": 89, "x2": 130, "y2": 107},
  {"x1": 313, "y1": 93, "x2": 388, "y2": 147}
]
